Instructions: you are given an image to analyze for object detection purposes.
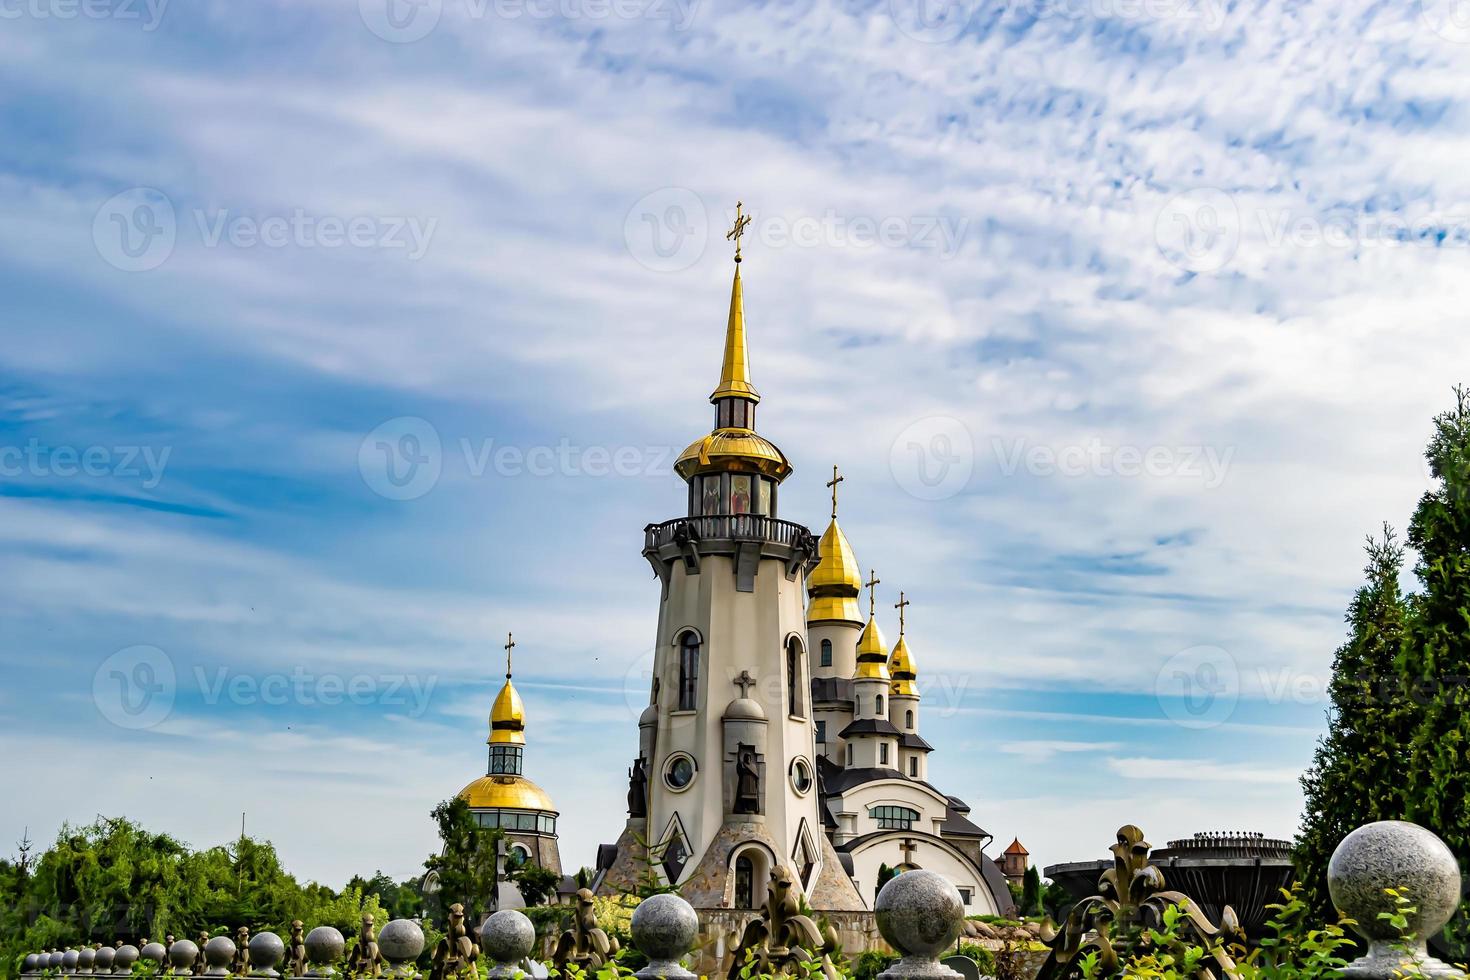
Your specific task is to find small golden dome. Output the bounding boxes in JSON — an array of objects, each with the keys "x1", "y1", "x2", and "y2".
[
  {"x1": 458, "y1": 774, "x2": 555, "y2": 812},
  {"x1": 674, "y1": 428, "x2": 792, "y2": 481},
  {"x1": 889, "y1": 635, "x2": 918, "y2": 697},
  {"x1": 808, "y1": 519, "x2": 862, "y2": 624},
  {"x1": 489, "y1": 679, "x2": 526, "y2": 746},
  {"x1": 854, "y1": 616, "x2": 890, "y2": 680}
]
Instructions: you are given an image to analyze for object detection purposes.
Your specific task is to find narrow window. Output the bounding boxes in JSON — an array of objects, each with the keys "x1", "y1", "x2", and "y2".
[
  {"x1": 815, "y1": 720, "x2": 826, "y2": 744},
  {"x1": 879, "y1": 743, "x2": 889, "y2": 765},
  {"x1": 786, "y1": 639, "x2": 804, "y2": 717},
  {"x1": 820, "y1": 639, "x2": 832, "y2": 667},
  {"x1": 905, "y1": 709, "x2": 914, "y2": 730},
  {"x1": 909, "y1": 757, "x2": 918, "y2": 777},
  {"x1": 876, "y1": 694, "x2": 885, "y2": 715},
  {"x1": 735, "y1": 854, "x2": 755, "y2": 908},
  {"x1": 678, "y1": 632, "x2": 700, "y2": 711}
]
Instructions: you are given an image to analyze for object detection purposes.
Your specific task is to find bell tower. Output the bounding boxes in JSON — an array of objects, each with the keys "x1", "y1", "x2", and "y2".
[{"x1": 618, "y1": 206, "x2": 862, "y2": 911}]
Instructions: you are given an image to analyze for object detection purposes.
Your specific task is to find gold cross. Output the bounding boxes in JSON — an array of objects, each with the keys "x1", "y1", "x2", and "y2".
[
  {"x1": 894, "y1": 592, "x2": 910, "y2": 635},
  {"x1": 726, "y1": 200, "x2": 752, "y2": 263},
  {"x1": 826, "y1": 464, "x2": 844, "y2": 520},
  {"x1": 503, "y1": 632, "x2": 515, "y2": 679},
  {"x1": 865, "y1": 569, "x2": 881, "y2": 618}
]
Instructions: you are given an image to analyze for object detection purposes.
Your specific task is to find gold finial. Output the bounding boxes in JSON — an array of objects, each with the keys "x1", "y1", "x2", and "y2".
[
  {"x1": 894, "y1": 592, "x2": 910, "y2": 636},
  {"x1": 865, "y1": 569, "x2": 881, "y2": 618},
  {"x1": 826, "y1": 464, "x2": 844, "y2": 520},
  {"x1": 726, "y1": 200, "x2": 752, "y2": 263},
  {"x1": 504, "y1": 632, "x2": 515, "y2": 679}
]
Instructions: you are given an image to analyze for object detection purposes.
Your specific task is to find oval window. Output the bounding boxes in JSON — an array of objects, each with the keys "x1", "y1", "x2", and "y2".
[{"x1": 790, "y1": 758, "x2": 813, "y2": 795}]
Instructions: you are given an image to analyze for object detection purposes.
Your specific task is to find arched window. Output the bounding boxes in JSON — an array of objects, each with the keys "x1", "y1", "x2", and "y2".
[
  {"x1": 735, "y1": 853, "x2": 756, "y2": 909},
  {"x1": 678, "y1": 632, "x2": 700, "y2": 711},
  {"x1": 876, "y1": 694, "x2": 885, "y2": 715},
  {"x1": 786, "y1": 638, "x2": 805, "y2": 717},
  {"x1": 820, "y1": 639, "x2": 832, "y2": 667},
  {"x1": 905, "y1": 709, "x2": 914, "y2": 730},
  {"x1": 869, "y1": 805, "x2": 920, "y2": 830},
  {"x1": 880, "y1": 742, "x2": 890, "y2": 765}
]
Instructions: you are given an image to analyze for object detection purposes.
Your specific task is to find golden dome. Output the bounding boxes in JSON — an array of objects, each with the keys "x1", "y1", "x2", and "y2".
[
  {"x1": 458, "y1": 774, "x2": 555, "y2": 812},
  {"x1": 854, "y1": 616, "x2": 890, "y2": 680},
  {"x1": 889, "y1": 635, "x2": 918, "y2": 697},
  {"x1": 674, "y1": 428, "x2": 792, "y2": 481},
  {"x1": 808, "y1": 519, "x2": 863, "y2": 624},
  {"x1": 489, "y1": 679, "x2": 526, "y2": 746}
]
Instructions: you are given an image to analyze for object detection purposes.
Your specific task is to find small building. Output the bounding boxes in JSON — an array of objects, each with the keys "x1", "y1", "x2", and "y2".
[{"x1": 996, "y1": 837, "x2": 1029, "y2": 884}]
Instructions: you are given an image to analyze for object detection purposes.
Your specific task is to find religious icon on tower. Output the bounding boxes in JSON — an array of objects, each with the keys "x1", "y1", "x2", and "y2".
[
  {"x1": 702, "y1": 476, "x2": 722, "y2": 516},
  {"x1": 730, "y1": 475, "x2": 752, "y2": 515},
  {"x1": 757, "y1": 478, "x2": 770, "y2": 516},
  {"x1": 734, "y1": 746, "x2": 761, "y2": 814}
]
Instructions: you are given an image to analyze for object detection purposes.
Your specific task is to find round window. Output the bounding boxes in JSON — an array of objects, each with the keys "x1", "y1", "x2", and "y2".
[
  {"x1": 665, "y1": 753, "x2": 697, "y2": 790},
  {"x1": 790, "y1": 757, "x2": 813, "y2": 795},
  {"x1": 507, "y1": 846, "x2": 529, "y2": 870}
]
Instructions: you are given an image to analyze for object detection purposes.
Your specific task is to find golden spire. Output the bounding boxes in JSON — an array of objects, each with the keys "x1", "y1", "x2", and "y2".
[
  {"x1": 890, "y1": 595, "x2": 918, "y2": 696},
  {"x1": 710, "y1": 202, "x2": 760, "y2": 405},
  {"x1": 854, "y1": 570, "x2": 890, "y2": 680},
  {"x1": 489, "y1": 632, "x2": 526, "y2": 746}
]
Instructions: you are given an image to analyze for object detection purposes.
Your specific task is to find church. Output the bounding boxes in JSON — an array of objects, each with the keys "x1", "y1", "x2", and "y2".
[{"x1": 595, "y1": 206, "x2": 1014, "y2": 917}]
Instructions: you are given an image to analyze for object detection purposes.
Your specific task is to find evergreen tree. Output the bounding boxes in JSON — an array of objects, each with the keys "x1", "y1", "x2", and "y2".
[
  {"x1": 1295, "y1": 525, "x2": 1410, "y2": 919},
  {"x1": 1021, "y1": 865, "x2": 1041, "y2": 917},
  {"x1": 1402, "y1": 386, "x2": 1470, "y2": 954}
]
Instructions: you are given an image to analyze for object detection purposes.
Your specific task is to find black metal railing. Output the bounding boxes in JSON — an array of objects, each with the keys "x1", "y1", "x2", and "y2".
[{"x1": 644, "y1": 515, "x2": 813, "y2": 551}]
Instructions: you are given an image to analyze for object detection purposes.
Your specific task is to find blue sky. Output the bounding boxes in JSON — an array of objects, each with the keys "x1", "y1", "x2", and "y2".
[{"x1": 3, "y1": 0, "x2": 1470, "y2": 887}]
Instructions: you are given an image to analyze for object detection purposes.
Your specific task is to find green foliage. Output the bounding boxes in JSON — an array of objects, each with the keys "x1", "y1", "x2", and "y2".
[
  {"x1": 1297, "y1": 386, "x2": 1470, "y2": 957},
  {"x1": 423, "y1": 797, "x2": 502, "y2": 923},
  {"x1": 850, "y1": 949, "x2": 898, "y2": 980},
  {"x1": 511, "y1": 864, "x2": 561, "y2": 908},
  {"x1": 1020, "y1": 866, "x2": 1042, "y2": 917},
  {"x1": 1236, "y1": 885, "x2": 1357, "y2": 980},
  {"x1": 0, "y1": 817, "x2": 415, "y2": 980},
  {"x1": 953, "y1": 942, "x2": 997, "y2": 974}
]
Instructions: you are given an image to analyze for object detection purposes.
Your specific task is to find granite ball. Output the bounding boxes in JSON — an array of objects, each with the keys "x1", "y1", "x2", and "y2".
[
  {"x1": 139, "y1": 943, "x2": 167, "y2": 968},
  {"x1": 78, "y1": 948, "x2": 97, "y2": 971},
  {"x1": 248, "y1": 932, "x2": 286, "y2": 973},
  {"x1": 480, "y1": 910, "x2": 535, "y2": 965},
  {"x1": 377, "y1": 920, "x2": 425, "y2": 966},
  {"x1": 203, "y1": 937, "x2": 236, "y2": 971},
  {"x1": 92, "y1": 947, "x2": 115, "y2": 973},
  {"x1": 114, "y1": 946, "x2": 138, "y2": 972},
  {"x1": 875, "y1": 869, "x2": 966, "y2": 959},
  {"x1": 23, "y1": 954, "x2": 40, "y2": 972},
  {"x1": 167, "y1": 939, "x2": 200, "y2": 971},
  {"x1": 630, "y1": 893, "x2": 699, "y2": 963},
  {"x1": 304, "y1": 928, "x2": 345, "y2": 966},
  {"x1": 1329, "y1": 820, "x2": 1461, "y2": 943},
  {"x1": 63, "y1": 951, "x2": 80, "y2": 971},
  {"x1": 49, "y1": 951, "x2": 67, "y2": 970}
]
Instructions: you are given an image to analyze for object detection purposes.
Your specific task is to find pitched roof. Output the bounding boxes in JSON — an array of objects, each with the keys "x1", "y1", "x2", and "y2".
[{"x1": 1004, "y1": 837, "x2": 1029, "y2": 856}]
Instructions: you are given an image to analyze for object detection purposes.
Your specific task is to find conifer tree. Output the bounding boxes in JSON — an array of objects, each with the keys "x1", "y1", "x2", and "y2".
[
  {"x1": 1402, "y1": 386, "x2": 1470, "y2": 953},
  {"x1": 1296, "y1": 526, "x2": 1410, "y2": 919}
]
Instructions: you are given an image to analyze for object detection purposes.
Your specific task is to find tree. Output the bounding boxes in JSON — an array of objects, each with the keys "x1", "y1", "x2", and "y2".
[
  {"x1": 1401, "y1": 386, "x2": 1470, "y2": 955},
  {"x1": 1295, "y1": 525, "x2": 1411, "y2": 919},
  {"x1": 1020, "y1": 865, "x2": 1041, "y2": 917},
  {"x1": 511, "y1": 865, "x2": 561, "y2": 907},
  {"x1": 422, "y1": 797, "x2": 502, "y2": 924}
]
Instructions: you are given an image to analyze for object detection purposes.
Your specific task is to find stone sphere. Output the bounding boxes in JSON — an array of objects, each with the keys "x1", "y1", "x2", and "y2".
[
  {"x1": 875, "y1": 869, "x2": 966, "y2": 959},
  {"x1": 167, "y1": 939, "x2": 199, "y2": 970},
  {"x1": 63, "y1": 951, "x2": 81, "y2": 971},
  {"x1": 93, "y1": 947, "x2": 115, "y2": 972},
  {"x1": 49, "y1": 951, "x2": 67, "y2": 970},
  {"x1": 630, "y1": 893, "x2": 699, "y2": 963},
  {"x1": 23, "y1": 954, "x2": 40, "y2": 972},
  {"x1": 203, "y1": 937, "x2": 236, "y2": 970},
  {"x1": 480, "y1": 911, "x2": 535, "y2": 965},
  {"x1": 377, "y1": 920, "x2": 425, "y2": 965},
  {"x1": 114, "y1": 946, "x2": 138, "y2": 972},
  {"x1": 1329, "y1": 820, "x2": 1461, "y2": 943},
  {"x1": 249, "y1": 932, "x2": 285, "y2": 972},
  {"x1": 304, "y1": 927, "x2": 345, "y2": 966},
  {"x1": 78, "y1": 948, "x2": 97, "y2": 970},
  {"x1": 139, "y1": 943, "x2": 167, "y2": 967}
]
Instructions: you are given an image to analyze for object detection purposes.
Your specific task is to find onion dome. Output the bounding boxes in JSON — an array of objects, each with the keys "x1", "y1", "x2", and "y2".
[
  {"x1": 889, "y1": 635, "x2": 918, "y2": 697},
  {"x1": 458, "y1": 774, "x2": 555, "y2": 811},
  {"x1": 807, "y1": 518, "x2": 863, "y2": 624},
  {"x1": 489, "y1": 678, "x2": 526, "y2": 745},
  {"x1": 854, "y1": 616, "x2": 890, "y2": 681},
  {"x1": 674, "y1": 428, "x2": 791, "y2": 480}
]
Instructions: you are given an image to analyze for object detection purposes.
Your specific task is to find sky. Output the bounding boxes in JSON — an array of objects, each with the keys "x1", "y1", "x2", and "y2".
[{"x1": 3, "y1": 0, "x2": 1470, "y2": 890}]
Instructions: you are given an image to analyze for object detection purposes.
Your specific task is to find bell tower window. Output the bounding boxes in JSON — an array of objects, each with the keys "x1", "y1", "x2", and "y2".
[
  {"x1": 678, "y1": 631, "x2": 700, "y2": 711},
  {"x1": 820, "y1": 639, "x2": 832, "y2": 667},
  {"x1": 786, "y1": 638, "x2": 805, "y2": 717},
  {"x1": 488, "y1": 745, "x2": 523, "y2": 775}
]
